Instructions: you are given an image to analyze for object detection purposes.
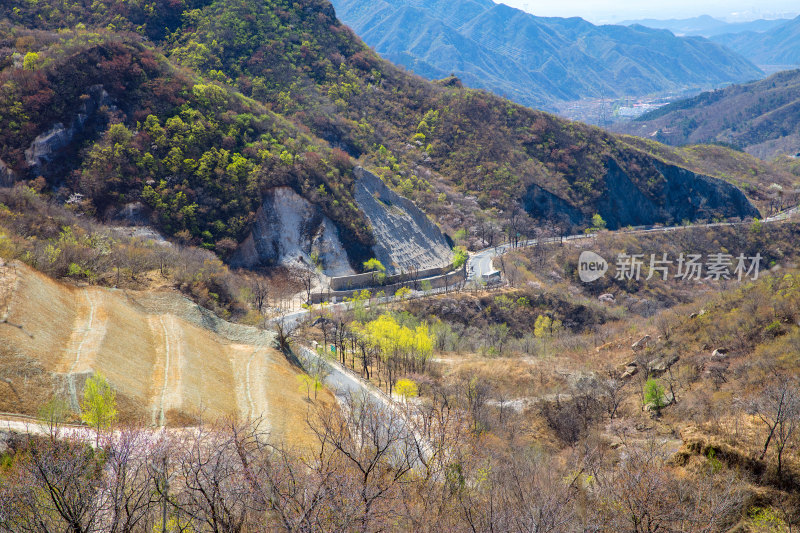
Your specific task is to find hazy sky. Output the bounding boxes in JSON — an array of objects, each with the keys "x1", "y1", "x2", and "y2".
[{"x1": 500, "y1": 0, "x2": 800, "y2": 24}]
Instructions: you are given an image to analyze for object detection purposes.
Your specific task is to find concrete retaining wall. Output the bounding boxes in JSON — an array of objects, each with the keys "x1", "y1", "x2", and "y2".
[
  {"x1": 311, "y1": 267, "x2": 466, "y2": 304},
  {"x1": 329, "y1": 263, "x2": 454, "y2": 291}
]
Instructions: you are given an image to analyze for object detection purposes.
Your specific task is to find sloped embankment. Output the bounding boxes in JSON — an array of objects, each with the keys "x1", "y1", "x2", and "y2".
[
  {"x1": 231, "y1": 167, "x2": 454, "y2": 277},
  {"x1": 0, "y1": 262, "x2": 327, "y2": 445},
  {"x1": 353, "y1": 167, "x2": 453, "y2": 274}
]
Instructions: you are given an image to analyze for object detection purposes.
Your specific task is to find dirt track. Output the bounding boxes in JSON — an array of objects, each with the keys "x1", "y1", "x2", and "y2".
[{"x1": 0, "y1": 262, "x2": 329, "y2": 446}]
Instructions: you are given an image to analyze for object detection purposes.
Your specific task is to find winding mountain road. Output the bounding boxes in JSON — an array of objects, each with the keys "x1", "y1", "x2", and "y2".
[{"x1": 467, "y1": 206, "x2": 799, "y2": 281}]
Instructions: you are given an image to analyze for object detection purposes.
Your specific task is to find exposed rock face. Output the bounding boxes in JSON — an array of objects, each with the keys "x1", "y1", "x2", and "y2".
[
  {"x1": 230, "y1": 187, "x2": 354, "y2": 277},
  {"x1": 353, "y1": 167, "x2": 452, "y2": 274},
  {"x1": 647, "y1": 354, "x2": 680, "y2": 374},
  {"x1": 23, "y1": 85, "x2": 110, "y2": 179},
  {"x1": 631, "y1": 335, "x2": 651, "y2": 352},
  {"x1": 524, "y1": 157, "x2": 760, "y2": 229},
  {"x1": 231, "y1": 168, "x2": 453, "y2": 277},
  {"x1": 25, "y1": 123, "x2": 73, "y2": 171},
  {"x1": 109, "y1": 202, "x2": 154, "y2": 226},
  {"x1": 0, "y1": 159, "x2": 16, "y2": 187},
  {"x1": 523, "y1": 183, "x2": 584, "y2": 227}
]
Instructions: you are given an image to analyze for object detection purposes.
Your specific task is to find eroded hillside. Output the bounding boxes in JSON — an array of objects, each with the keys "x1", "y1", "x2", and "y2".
[{"x1": 0, "y1": 260, "x2": 328, "y2": 445}]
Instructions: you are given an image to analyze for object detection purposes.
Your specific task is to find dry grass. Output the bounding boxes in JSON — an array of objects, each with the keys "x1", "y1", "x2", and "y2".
[{"x1": 0, "y1": 261, "x2": 331, "y2": 447}]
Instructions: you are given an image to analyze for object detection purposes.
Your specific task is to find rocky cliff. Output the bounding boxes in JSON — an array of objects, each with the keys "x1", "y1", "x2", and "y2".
[
  {"x1": 0, "y1": 159, "x2": 16, "y2": 187},
  {"x1": 353, "y1": 167, "x2": 453, "y2": 274},
  {"x1": 231, "y1": 169, "x2": 454, "y2": 277},
  {"x1": 524, "y1": 157, "x2": 761, "y2": 229},
  {"x1": 22, "y1": 85, "x2": 111, "y2": 180},
  {"x1": 230, "y1": 187, "x2": 355, "y2": 277}
]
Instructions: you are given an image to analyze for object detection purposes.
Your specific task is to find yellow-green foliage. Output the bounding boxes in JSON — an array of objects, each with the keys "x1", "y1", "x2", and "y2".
[
  {"x1": 22, "y1": 51, "x2": 39, "y2": 70},
  {"x1": 363, "y1": 258, "x2": 385, "y2": 272},
  {"x1": 395, "y1": 378, "x2": 418, "y2": 399},
  {"x1": 533, "y1": 314, "x2": 562, "y2": 338},
  {"x1": 81, "y1": 373, "x2": 117, "y2": 432},
  {"x1": 395, "y1": 286, "x2": 412, "y2": 300},
  {"x1": 748, "y1": 507, "x2": 789, "y2": 533},
  {"x1": 453, "y1": 246, "x2": 468, "y2": 269},
  {"x1": 297, "y1": 374, "x2": 323, "y2": 400},
  {"x1": 643, "y1": 378, "x2": 667, "y2": 411},
  {"x1": 355, "y1": 314, "x2": 432, "y2": 367}
]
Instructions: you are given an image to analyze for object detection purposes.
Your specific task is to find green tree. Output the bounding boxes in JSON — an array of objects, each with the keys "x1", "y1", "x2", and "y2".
[
  {"x1": 643, "y1": 378, "x2": 667, "y2": 413},
  {"x1": 395, "y1": 286, "x2": 411, "y2": 300},
  {"x1": 534, "y1": 314, "x2": 561, "y2": 338},
  {"x1": 297, "y1": 374, "x2": 323, "y2": 400},
  {"x1": 591, "y1": 213, "x2": 607, "y2": 230},
  {"x1": 363, "y1": 258, "x2": 386, "y2": 284},
  {"x1": 395, "y1": 378, "x2": 418, "y2": 401},
  {"x1": 363, "y1": 258, "x2": 385, "y2": 273},
  {"x1": 453, "y1": 246, "x2": 468, "y2": 269},
  {"x1": 81, "y1": 373, "x2": 117, "y2": 443},
  {"x1": 22, "y1": 51, "x2": 39, "y2": 70},
  {"x1": 38, "y1": 397, "x2": 72, "y2": 432},
  {"x1": 358, "y1": 314, "x2": 433, "y2": 394}
]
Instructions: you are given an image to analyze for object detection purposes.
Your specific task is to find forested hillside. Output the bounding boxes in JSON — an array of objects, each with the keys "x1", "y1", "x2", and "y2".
[
  {"x1": 712, "y1": 15, "x2": 800, "y2": 67},
  {"x1": 330, "y1": 0, "x2": 763, "y2": 110},
  {"x1": 615, "y1": 69, "x2": 800, "y2": 160},
  {"x1": 0, "y1": 0, "x2": 772, "y2": 267}
]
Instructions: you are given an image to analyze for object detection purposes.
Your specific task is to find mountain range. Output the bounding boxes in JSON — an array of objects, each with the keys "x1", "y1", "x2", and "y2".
[
  {"x1": 0, "y1": 0, "x2": 778, "y2": 272},
  {"x1": 614, "y1": 68, "x2": 800, "y2": 159},
  {"x1": 619, "y1": 15, "x2": 790, "y2": 37},
  {"x1": 711, "y1": 15, "x2": 800, "y2": 67},
  {"x1": 329, "y1": 0, "x2": 763, "y2": 110}
]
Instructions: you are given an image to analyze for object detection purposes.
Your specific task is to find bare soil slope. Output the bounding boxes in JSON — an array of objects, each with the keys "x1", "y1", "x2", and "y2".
[{"x1": 0, "y1": 261, "x2": 327, "y2": 446}]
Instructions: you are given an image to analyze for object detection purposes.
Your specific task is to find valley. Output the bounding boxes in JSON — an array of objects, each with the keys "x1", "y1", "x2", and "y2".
[{"x1": 0, "y1": 0, "x2": 799, "y2": 531}]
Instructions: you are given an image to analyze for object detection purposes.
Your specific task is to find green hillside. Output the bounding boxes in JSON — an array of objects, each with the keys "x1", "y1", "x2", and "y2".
[
  {"x1": 616, "y1": 69, "x2": 800, "y2": 161},
  {"x1": 0, "y1": 0, "x2": 773, "y2": 264}
]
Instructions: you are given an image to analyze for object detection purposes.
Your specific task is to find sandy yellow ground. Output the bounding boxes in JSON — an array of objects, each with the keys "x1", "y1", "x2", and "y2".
[{"x1": 0, "y1": 261, "x2": 330, "y2": 448}]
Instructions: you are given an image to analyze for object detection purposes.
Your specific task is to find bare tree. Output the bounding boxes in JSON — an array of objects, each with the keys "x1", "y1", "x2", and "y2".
[
  {"x1": 273, "y1": 316, "x2": 297, "y2": 353},
  {"x1": 295, "y1": 267, "x2": 318, "y2": 306},
  {"x1": 308, "y1": 392, "x2": 418, "y2": 533},
  {"x1": 1, "y1": 436, "x2": 104, "y2": 533},
  {"x1": 593, "y1": 440, "x2": 740, "y2": 532},
  {"x1": 249, "y1": 278, "x2": 269, "y2": 315},
  {"x1": 100, "y1": 427, "x2": 161, "y2": 533},
  {"x1": 750, "y1": 374, "x2": 800, "y2": 478},
  {"x1": 168, "y1": 422, "x2": 259, "y2": 533},
  {"x1": 601, "y1": 371, "x2": 628, "y2": 420}
]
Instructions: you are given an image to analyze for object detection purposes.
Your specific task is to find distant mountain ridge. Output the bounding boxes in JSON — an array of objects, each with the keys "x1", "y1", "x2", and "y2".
[
  {"x1": 712, "y1": 16, "x2": 800, "y2": 66},
  {"x1": 330, "y1": 0, "x2": 764, "y2": 109},
  {"x1": 0, "y1": 0, "x2": 770, "y2": 260},
  {"x1": 613, "y1": 69, "x2": 800, "y2": 159},
  {"x1": 619, "y1": 15, "x2": 790, "y2": 37}
]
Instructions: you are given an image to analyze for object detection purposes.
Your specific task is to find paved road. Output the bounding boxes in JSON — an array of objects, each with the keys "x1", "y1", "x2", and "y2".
[
  {"x1": 466, "y1": 206, "x2": 799, "y2": 282},
  {"x1": 277, "y1": 207, "x2": 799, "y2": 327},
  {"x1": 297, "y1": 346, "x2": 390, "y2": 404},
  {"x1": 296, "y1": 345, "x2": 431, "y2": 460}
]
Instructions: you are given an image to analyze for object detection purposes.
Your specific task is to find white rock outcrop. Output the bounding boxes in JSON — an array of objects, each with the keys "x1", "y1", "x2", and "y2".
[
  {"x1": 25, "y1": 123, "x2": 73, "y2": 171},
  {"x1": 230, "y1": 187, "x2": 354, "y2": 277},
  {"x1": 231, "y1": 167, "x2": 453, "y2": 279},
  {"x1": 353, "y1": 167, "x2": 452, "y2": 274}
]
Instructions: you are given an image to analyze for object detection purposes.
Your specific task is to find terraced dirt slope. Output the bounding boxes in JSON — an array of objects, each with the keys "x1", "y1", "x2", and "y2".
[{"x1": 0, "y1": 261, "x2": 327, "y2": 446}]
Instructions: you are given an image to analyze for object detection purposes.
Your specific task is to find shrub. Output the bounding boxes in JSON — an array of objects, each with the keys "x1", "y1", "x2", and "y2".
[
  {"x1": 643, "y1": 378, "x2": 667, "y2": 412},
  {"x1": 395, "y1": 378, "x2": 419, "y2": 400}
]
